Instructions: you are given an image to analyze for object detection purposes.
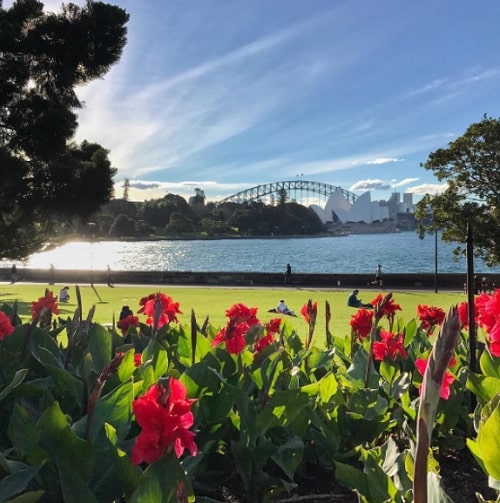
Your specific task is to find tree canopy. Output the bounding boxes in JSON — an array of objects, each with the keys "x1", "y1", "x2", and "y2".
[
  {"x1": 0, "y1": 0, "x2": 129, "y2": 259},
  {"x1": 415, "y1": 114, "x2": 500, "y2": 266}
]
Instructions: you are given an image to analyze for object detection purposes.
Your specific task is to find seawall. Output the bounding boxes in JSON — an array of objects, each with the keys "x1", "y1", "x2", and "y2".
[{"x1": 3, "y1": 268, "x2": 498, "y2": 291}]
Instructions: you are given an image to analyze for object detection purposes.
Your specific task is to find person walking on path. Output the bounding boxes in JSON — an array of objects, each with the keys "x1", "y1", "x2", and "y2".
[
  {"x1": 369, "y1": 264, "x2": 383, "y2": 288},
  {"x1": 10, "y1": 264, "x2": 17, "y2": 283},
  {"x1": 49, "y1": 264, "x2": 55, "y2": 285},
  {"x1": 283, "y1": 263, "x2": 292, "y2": 286},
  {"x1": 107, "y1": 265, "x2": 114, "y2": 287}
]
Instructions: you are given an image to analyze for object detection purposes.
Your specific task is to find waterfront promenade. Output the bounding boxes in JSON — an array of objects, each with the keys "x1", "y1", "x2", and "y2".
[{"x1": 1, "y1": 267, "x2": 494, "y2": 291}]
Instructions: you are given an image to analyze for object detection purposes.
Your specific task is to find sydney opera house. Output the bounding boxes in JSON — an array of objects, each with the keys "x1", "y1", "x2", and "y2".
[{"x1": 310, "y1": 190, "x2": 416, "y2": 232}]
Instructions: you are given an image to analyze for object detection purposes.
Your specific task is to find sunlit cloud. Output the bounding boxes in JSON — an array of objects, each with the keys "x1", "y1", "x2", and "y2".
[
  {"x1": 391, "y1": 177, "x2": 420, "y2": 188},
  {"x1": 406, "y1": 183, "x2": 448, "y2": 195},
  {"x1": 365, "y1": 157, "x2": 403, "y2": 165},
  {"x1": 349, "y1": 179, "x2": 391, "y2": 191}
]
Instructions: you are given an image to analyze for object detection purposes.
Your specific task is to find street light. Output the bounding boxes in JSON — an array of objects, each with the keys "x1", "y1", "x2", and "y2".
[{"x1": 88, "y1": 222, "x2": 96, "y2": 287}]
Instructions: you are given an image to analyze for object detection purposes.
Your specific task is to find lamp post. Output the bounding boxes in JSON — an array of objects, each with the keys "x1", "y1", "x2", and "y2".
[
  {"x1": 434, "y1": 228, "x2": 438, "y2": 293},
  {"x1": 88, "y1": 222, "x2": 96, "y2": 287}
]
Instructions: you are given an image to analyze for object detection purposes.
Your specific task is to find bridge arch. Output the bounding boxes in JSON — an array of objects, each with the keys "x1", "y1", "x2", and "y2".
[{"x1": 218, "y1": 180, "x2": 358, "y2": 206}]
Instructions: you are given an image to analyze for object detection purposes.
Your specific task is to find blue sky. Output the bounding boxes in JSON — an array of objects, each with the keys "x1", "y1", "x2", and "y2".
[{"x1": 9, "y1": 0, "x2": 500, "y2": 203}]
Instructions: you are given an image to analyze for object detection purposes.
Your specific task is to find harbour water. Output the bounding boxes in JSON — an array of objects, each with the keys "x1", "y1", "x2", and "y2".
[{"x1": 10, "y1": 232, "x2": 496, "y2": 274}]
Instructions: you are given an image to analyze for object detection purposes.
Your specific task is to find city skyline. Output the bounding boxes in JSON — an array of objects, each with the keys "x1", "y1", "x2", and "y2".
[{"x1": 6, "y1": 0, "x2": 500, "y2": 203}]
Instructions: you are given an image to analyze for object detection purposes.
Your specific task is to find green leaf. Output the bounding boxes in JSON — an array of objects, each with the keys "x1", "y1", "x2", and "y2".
[
  {"x1": 142, "y1": 340, "x2": 168, "y2": 381},
  {"x1": 480, "y1": 349, "x2": 500, "y2": 379},
  {"x1": 0, "y1": 465, "x2": 41, "y2": 502},
  {"x1": 0, "y1": 369, "x2": 28, "y2": 403},
  {"x1": 37, "y1": 402, "x2": 94, "y2": 482},
  {"x1": 257, "y1": 386, "x2": 316, "y2": 432},
  {"x1": 271, "y1": 436, "x2": 304, "y2": 481},
  {"x1": 334, "y1": 460, "x2": 369, "y2": 496},
  {"x1": 477, "y1": 397, "x2": 500, "y2": 480},
  {"x1": 3, "y1": 490, "x2": 45, "y2": 503},
  {"x1": 87, "y1": 323, "x2": 112, "y2": 374},
  {"x1": 467, "y1": 373, "x2": 500, "y2": 403},
  {"x1": 318, "y1": 372, "x2": 339, "y2": 405},
  {"x1": 7, "y1": 403, "x2": 43, "y2": 462},
  {"x1": 58, "y1": 460, "x2": 99, "y2": 503},
  {"x1": 85, "y1": 381, "x2": 134, "y2": 443},
  {"x1": 129, "y1": 451, "x2": 194, "y2": 503}
]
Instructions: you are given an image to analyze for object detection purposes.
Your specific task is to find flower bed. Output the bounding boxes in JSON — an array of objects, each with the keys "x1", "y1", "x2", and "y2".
[{"x1": 0, "y1": 288, "x2": 499, "y2": 502}]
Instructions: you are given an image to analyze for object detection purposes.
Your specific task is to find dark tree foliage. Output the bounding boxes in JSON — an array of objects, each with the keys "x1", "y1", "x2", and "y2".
[
  {"x1": 415, "y1": 114, "x2": 500, "y2": 266},
  {"x1": 0, "y1": 0, "x2": 129, "y2": 259}
]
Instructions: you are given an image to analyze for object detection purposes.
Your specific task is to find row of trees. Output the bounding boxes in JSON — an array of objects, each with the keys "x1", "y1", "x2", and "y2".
[{"x1": 86, "y1": 194, "x2": 327, "y2": 239}]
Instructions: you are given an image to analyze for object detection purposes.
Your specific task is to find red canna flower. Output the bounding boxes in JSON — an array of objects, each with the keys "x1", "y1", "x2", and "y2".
[
  {"x1": 371, "y1": 294, "x2": 402, "y2": 317},
  {"x1": 225, "y1": 303, "x2": 259, "y2": 326},
  {"x1": 349, "y1": 309, "x2": 373, "y2": 339},
  {"x1": 475, "y1": 290, "x2": 500, "y2": 357},
  {"x1": 417, "y1": 304, "x2": 446, "y2": 333},
  {"x1": 212, "y1": 322, "x2": 248, "y2": 354},
  {"x1": 300, "y1": 301, "x2": 317, "y2": 324},
  {"x1": 255, "y1": 317, "x2": 281, "y2": 352},
  {"x1": 134, "y1": 353, "x2": 142, "y2": 367},
  {"x1": 31, "y1": 290, "x2": 59, "y2": 320},
  {"x1": 457, "y1": 301, "x2": 469, "y2": 328},
  {"x1": 415, "y1": 356, "x2": 456, "y2": 399},
  {"x1": 138, "y1": 293, "x2": 182, "y2": 328},
  {"x1": 131, "y1": 378, "x2": 197, "y2": 465},
  {"x1": 373, "y1": 330, "x2": 407, "y2": 361},
  {"x1": 211, "y1": 303, "x2": 261, "y2": 354},
  {"x1": 117, "y1": 314, "x2": 140, "y2": 335},
  {"x1": 0, "y1": 311, "x2": 14, "y2": 341}
]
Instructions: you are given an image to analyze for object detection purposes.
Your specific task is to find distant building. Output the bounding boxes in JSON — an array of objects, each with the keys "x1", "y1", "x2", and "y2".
[
  {"x1": 311, "y1": 190, "x2": 417, "y2": 231},
  {"x1": 311, "y1": 190, "x2": 389, "y2": 224}
]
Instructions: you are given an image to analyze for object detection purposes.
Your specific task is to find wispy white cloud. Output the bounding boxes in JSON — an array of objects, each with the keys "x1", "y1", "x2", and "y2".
[
  {"x1": 391, "y1": 177, "x2": 419, "y2": 188},
  {"x1": 349, "y1": 179, "x2": 391, "y2": 191},
  {"x1": 406, "y1": 183, "x2": 448, "y2": 196},
  {"x1": 365, "y1": 157, "x2": 404, "y2": 165}
]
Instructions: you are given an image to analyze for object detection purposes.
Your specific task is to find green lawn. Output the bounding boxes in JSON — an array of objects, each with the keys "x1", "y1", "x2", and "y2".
[{"x1": 1, "y1": 281, "x2": 467, "y2": 340}]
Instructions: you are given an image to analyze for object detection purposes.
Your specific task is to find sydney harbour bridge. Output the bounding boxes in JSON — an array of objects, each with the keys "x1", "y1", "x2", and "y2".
[{"x1": 218, "y1": 180, "x2": 358, "y2": 206}]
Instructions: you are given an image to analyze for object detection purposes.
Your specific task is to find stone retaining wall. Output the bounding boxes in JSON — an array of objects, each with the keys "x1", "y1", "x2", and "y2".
[{"x1": 3, "y1": 268, "x2": 498, "y2": 291}]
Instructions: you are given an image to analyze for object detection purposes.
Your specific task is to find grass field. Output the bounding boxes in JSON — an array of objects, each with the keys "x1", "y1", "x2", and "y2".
[{"x1": 0, "y1": 281, "x2": 467, "y2": 340}]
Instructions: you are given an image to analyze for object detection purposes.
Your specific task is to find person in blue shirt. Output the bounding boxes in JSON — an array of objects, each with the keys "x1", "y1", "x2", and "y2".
[{"x1": 347, "y1": 289, "x2": 372, "y2": 309}]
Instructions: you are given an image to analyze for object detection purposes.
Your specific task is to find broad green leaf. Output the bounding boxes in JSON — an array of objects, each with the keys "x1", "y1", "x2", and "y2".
[
  {"x1": 7, "y1": 403, "x2": 44, "y2": 462},
  {"x1": 58, "y1": 461, "x2": 99, "y2": 503},
  {"x1": 142, "y1": 340, "x2": 168, "y2": 380},
  {"x1": 0, "y1": 369, "x2": 28, "y2": 403},
  {"x1": 3, "y1": 490, "x2": 45, "y2": 503},
  {"x1": 257, "y1": 386, "x2": 316, "y2": 431},
  {"x1": 467, "y1": 373, "x2": 500, "y2": 403},
  {"x1": 334, "y1": 460, "x2": 369, "y2": 497},
  {"x1": 271, "y1": 436, "x2": 304, "y2": 481},
  {"x1": 30, "y1": 329, "x2": 64, "y2": 368},
  {"x1": 0, "y1": 466, "x2": 41, "y2": 502},
  {"x1": 477, "y1": 398, "x2": 500, "y2": 480},
  {"x1": 129, "y1": 451, "x2": 194, "y2": 503},
  {"x1": 37, "y1": 402, "x2": 94, "y2": 482},
  {"x1": 116, "y1": 349, "x2": 136, "y2": 383},
  {"x1": 480, "y1": 349, "x2": 500, "y2": 379},
  {"x1": 346, "y1": 347, "x2": 379, "y2": 389},
  {"x1": 86, "y1": 381, "x2": 134, "y2": 443},
  {"x1": 87, "y1": 323, "x2": 112, "y2": 374},
  {"x1": 318, "y1": 372, "x2": 338, "y2": 405},
  {"x1": 102, "y1": 423, "x2": 141, "y2": 498},
  {"x1": 46, "y1": 367, "x2": 84, "y2": 412}
]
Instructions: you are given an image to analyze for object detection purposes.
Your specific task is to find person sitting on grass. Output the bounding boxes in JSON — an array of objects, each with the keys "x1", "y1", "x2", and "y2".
[
  {"x1": 276, "y1": 299, "x2": 296, "y2": 316},
  {"x1": 347, "y1": 289, "x2": 373, "y2": 309},
  {"x1": 59, "y1": 286, "x2": 70, "y2": 302}
]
